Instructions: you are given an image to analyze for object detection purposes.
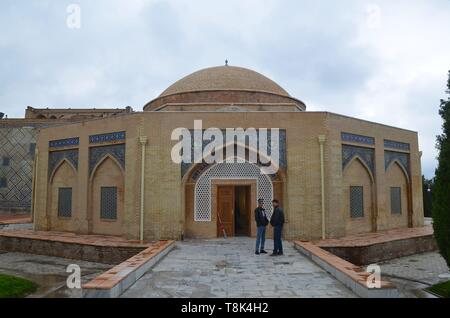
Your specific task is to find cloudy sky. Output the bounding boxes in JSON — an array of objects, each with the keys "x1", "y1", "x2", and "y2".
[{"x1": 1, "y1": 0, "x2": 449, "y2": 177}]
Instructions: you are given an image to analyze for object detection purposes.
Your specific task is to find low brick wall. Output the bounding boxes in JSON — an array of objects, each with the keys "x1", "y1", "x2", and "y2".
[
  {"x1": 83, "y1": 241, "x2": 175, "y2": 298},
  {"x1": 321, "y1": 235, "x2": 437, "y2": 265},
  {"x1": 294, "y1": 241, "x2": 398, "y2": 298},
  {"x1": 0, "y1": 236, "x2": 146, "y2": 264}
]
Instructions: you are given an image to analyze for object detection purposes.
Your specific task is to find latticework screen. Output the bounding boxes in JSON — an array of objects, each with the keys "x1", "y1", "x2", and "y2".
[
  {"x1": 101, "y1": 187, "x2": 117, "y2": 220},
  {"x1": 194, "y1": 162, "x2": 273, "y2": 222},
  {"x1": 58, "y1": 187, "x2": 72, "y2": 218},
  {"x1": 350, "y1": 186, "x2": 364, "y2": 218}
]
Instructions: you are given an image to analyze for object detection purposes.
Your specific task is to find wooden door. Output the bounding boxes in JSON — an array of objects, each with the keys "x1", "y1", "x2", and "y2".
[
  {"x1": 245, "y1": 186, "x2": 252, "y2": 236},
  {"x1": 217, "y1": 186, "x2": 234, "y2": 237}
]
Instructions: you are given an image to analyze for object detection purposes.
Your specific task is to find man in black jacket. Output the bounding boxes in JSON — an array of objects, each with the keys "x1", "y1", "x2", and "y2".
[
  {"x1": 254, "y1": 198, "x2": 269, "y2": 255},
  {"x1": 270, "y1": 199, "x2": 285, "y2": 256}
]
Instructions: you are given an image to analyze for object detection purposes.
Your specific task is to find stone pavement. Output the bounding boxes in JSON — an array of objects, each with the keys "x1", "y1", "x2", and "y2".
[
  {"x1": 121, "y1": 237, "x2": 356, "y2": 298},
  {"x1": 380, "y1": 251, "x2": 450, "y2": 298},
  {"x1": 0, "y1": 251, "x2": 111, "y2": 298}
]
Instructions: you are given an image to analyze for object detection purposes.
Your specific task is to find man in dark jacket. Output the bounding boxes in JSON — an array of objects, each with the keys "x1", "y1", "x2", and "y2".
[
  {"x1": 254, "y1": 198, "x2": 269, "y2": 255},
  {"x1": 270, "y1": 199, "x2": 285, "y2": 256}
]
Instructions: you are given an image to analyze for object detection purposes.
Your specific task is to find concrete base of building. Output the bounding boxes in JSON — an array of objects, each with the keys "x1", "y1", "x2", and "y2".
[
  {"x1": 83, "y1": 240, "x2": 175, "y2": 298},
  {"x1": 0, "y1": 208, "x2": 30, "y2": 216},
  {"x1": 294, "y1": 241, "x2": 399, "y2": 298},
  {"x1": 315, "y1": 226, "x2": 436, "y2": 265},
  {"x1": 0, "y1": 229, "x2": 151, "y2": 264}
]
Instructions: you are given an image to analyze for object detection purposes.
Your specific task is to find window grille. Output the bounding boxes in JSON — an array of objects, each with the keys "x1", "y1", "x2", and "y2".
[
  {"x1": 58, "y1": 187, "x2": 72, "y2": 217},
  {"x1": 101, "y1": 187, "x2": 117, "y2": 220},
  {"x1": 390, "y1": 187, "x2": 402, "y2": 214},
  {"x1": 350, "y1": 186, "x2": 364, "y2": 218}
]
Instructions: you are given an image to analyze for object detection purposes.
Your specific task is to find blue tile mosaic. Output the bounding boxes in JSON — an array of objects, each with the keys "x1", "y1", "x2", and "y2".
[
  {"x1": 89, "y1": 131, "x2": 126, "y2": 144},
  {"x1": 341, "y1": 132, "x2": 375, "y2": 146},
  {"x1": 89, "y1": 144, "x2": 125, "y2": 175},
  {"x1": 385, "y1": 150, "x2": 410, "y2": 178},
  {"x1": 49, "y1": 137, "x2": 79, "y2": 148},
  {"x1": 342, "y1": 144, "x2": 375, "y2": 176},
  {"x1": 48, "y1": 149, "x2": 79, "y2": 178},
  {"x1": 180, "y1": 129, "x2": 287, "y2": 178},
  {"x1": 384, "y1": 139, "x2": 410, "y2": 151}
]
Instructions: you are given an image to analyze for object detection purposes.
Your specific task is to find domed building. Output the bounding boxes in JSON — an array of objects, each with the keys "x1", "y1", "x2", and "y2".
[{"x1": 32, "y1": 65, "x2": 424, "y2": 241}]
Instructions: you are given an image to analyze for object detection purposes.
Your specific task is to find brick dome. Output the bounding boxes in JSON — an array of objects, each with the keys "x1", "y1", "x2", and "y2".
[
  {"x1": 144, "y1": 65, "x2": 306, "y2": 111},
  {"x1": 160, "y1": 66, "x2": 290, "y2": 97}
]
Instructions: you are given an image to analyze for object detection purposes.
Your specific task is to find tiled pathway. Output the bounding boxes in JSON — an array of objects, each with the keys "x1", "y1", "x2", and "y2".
[
  {"x1": 0, "y1": 251, "x2": 110, "y2": 297},
  {"x1": 121, "y1": 237, "x2": 355, "y2": 298},
  {"x1": 380, "y1": 251, "x2": 450, "y2": 298}
]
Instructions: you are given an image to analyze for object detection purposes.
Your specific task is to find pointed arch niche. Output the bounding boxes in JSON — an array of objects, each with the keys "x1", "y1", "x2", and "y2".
[
  {"x1": 88, "y1": 154, "x2": 125, "y2": 236},
  {"x1": 385, "y1": 160, "x2": 410, "y2": 229},
  {"x1": 342, "y1": 155, "x2": 376, "y2": 236},
  {"x1": 48, "y1": 158, "x2": 79, "y2": 231}
]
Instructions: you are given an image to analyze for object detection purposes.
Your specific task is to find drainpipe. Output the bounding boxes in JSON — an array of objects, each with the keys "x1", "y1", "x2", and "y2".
[
  {"x1": 318, "y1": 135, "x2": 326, "y2": 240},
  {"x1": 139, "y1": 136, "x2": 148, "y2": 242},
  {"x1": 32, "y1": 148, "x2": 38, "y2": 231}
]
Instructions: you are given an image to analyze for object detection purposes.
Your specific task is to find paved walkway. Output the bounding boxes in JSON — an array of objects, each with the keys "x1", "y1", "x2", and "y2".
[
  {"x1": 0, "y1": 251, "x2": 110, "y2": 297},
  {"x1": 121, "y1": 238, "x2": 355, "y2": 298},
  {"x1": 380, "y1": 251, "x2": 450, "y2": 298}
]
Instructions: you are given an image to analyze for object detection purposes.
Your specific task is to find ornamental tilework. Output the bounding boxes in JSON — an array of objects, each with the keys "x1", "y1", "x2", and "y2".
[
  {"x1": 49, "y1": 137, "x2": 79, "y2": 148},
  {"x1": 89, "y1": 131, "x2": 126, "y2": 144},
  {"x1": 384, "y1": 139, "x2": 410, "y2": 151},
  {"x1": 48, "y1": 149, "x2": 79, "y2": 178},
  {"x1": 89, "y1": 144, "x2": 125, "y2": 175},
  {"x1": 0, "y1": 127, "x2": 37, "y2": 209},
  {"x1": 341, "y1": 132, "x2": 375, "y2": 146},
  {"x1": 181, "y1": 129, "x2": 287, "y2": 178},
  {"x1": 385, "y1": 150, "x2": 410, "y2": 177},
  {"x1": 342, "y1": 144, "x2": 375, "y2": 176}
]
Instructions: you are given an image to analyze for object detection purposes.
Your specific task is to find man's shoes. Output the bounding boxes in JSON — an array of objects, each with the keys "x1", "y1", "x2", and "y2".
[
  {"x1": 260, "y1": 250, "x2": 268, "y2": 254},
  {"x1": 278, "y1": 252, "x2": 284, "y2": 256},
  {"x1": 255, "y1": 251, "x2": 260, "y2": 255},
  {"x1": 270, "y1": 252, "x2": 278, "y2": 256}
]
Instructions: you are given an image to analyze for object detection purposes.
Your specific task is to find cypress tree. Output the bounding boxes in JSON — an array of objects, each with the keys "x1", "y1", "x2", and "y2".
[{"x1": 432, "y1": 70, "x2": 450, "y2": 268}]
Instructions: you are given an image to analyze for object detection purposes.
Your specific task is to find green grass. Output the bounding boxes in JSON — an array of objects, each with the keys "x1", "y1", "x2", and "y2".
[
  {"x1": 427, "y1": 280, "x2": 450, "y2": 298},
  {"x1": 0, "y1": 274, "x2": 38, "y2": 298}
]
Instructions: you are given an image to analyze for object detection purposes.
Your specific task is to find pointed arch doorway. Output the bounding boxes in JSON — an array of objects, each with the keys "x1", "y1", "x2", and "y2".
[
  {"x1": 183, "y1": 160, "x2": 283, "y2": 239},
  {"x1": 216, "y1": 181, "x2": 253, "y2": 238}
]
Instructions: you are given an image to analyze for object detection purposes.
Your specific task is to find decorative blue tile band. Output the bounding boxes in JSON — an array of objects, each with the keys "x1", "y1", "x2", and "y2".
[
  {"x1": 89, "y1": 144, "x2": 125, "y2": 175},
  {"x1": 384, "y1": 139, "x2": 410, "y2": 151},
  {"x1": 48, "y1": 149, "x2": 79, "y2": 179},
  {"x1": 342, "y1": 144, "x2": 375, "y2": 176},
  {"x1": 89, "y1": 131, "x2": 126, "y2": 144},
  {"x1": 341, "y1": 132, "x2": 375, "y2": 146},
  {"x1": 49, "y1": 137, "x2": 79, "y2": 148},
  {"x1": 180, "y1": 129, "x2": 287, "y2": 178},
  {"x1": 385, "y1": 151, "x2": 410, "y2": 178}
]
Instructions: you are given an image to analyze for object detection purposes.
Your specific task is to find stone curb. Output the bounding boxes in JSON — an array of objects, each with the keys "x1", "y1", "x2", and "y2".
[
  {"x1": 294, "y1": 241, "x2": 399, "y2": 298},
  {"x1": 83, "y1": 240, "x2": 176, "y2": 298}
]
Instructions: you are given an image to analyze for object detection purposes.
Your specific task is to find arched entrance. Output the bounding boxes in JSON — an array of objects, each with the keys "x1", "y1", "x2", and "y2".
[{"x1": 183, "y1": 160, "x2": 283, "y2": 239}]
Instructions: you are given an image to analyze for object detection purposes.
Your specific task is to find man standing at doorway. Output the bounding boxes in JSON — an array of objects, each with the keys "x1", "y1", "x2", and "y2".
[
  {"x1": 270, "y1": 199, "x2": 285, "y2": 256},
  {"x1": 254, "y1": 198, "x2": 269, "y2": 255}
]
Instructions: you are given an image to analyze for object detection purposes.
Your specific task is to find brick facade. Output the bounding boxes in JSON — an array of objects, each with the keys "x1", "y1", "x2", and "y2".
[{"x1": 33, "y1": 111, "x2": 424, "y2": 241}]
